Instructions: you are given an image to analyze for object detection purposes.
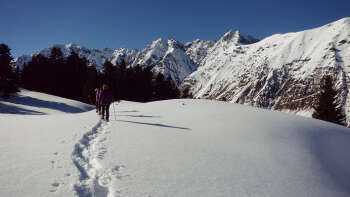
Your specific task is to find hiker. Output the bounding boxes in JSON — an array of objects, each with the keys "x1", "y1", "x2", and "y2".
[{"x1": 99, "y1": 84, "x2": 114, "y2": 121}]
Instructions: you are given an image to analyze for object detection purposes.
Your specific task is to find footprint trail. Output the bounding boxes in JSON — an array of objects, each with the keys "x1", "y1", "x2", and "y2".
[{"x1": 71, "y1": 120, "x2": 116, "y2": 197}]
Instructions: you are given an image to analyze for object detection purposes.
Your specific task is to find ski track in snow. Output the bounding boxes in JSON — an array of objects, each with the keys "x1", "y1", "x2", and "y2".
[{"x1": 71, "y1": 120, "x2": 119, "y2": 197}]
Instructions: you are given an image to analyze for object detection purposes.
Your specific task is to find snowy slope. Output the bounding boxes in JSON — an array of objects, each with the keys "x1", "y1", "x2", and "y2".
[
  {"x1": 181, "y1": 17, "x2": 350, "y2": 123},
  {"x1": 0, "y1": 90, "x2": 96, "y2": 197},
  {"x1": 184, "y1": 30, "x2": 259, "y2": 67},
  {"x1": 0, "y1": 89, "x2": 93, "y2": 115},
  {"x1": 185, "y1": 39, "x2": 216, "y2": 65},
  {"x1": 1, "y1": 91, "x2": 350, "y2": 197}
]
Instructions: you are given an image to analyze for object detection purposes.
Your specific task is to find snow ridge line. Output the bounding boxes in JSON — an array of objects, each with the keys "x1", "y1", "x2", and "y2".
[{"x1": 71, "y1": 120, "x2": 114, "y2": 197}]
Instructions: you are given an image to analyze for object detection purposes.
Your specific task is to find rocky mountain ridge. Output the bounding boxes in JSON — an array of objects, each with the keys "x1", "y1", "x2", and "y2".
[
  {"x1": 14, "y1": 31, "x2": 258, "y2": 87},
  {"x1": 181, "y1": 17, "x2": 350, "y2": 125}
]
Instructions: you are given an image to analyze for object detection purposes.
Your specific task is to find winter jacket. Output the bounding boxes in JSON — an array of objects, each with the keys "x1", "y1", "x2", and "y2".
[{"x1": 99, "y1": 90, "x2": 113, "y2": 105}]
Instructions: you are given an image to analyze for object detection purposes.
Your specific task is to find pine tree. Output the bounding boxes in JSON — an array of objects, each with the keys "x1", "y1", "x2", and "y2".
[
  {"x1": 0, "y1": 44, "x2": 13, "y2": 79},
  {"x1": 102, "y1": 60, "x2": 115, "y2": 86},
  {"x1": 48, "y1": 47, "x2": 65, "y2": 95},
  {"x1": 65, "y1": 51, "x2": 88, "y2": 100},
  {"x1": 21, "y1": 54, "x2": 49, "y2": 91},
  {"x1": 312, "y1": 75, "x2": 346, "y2": 126},
  {"x1": 103, "y1": 60, "x2": 115, "y2": 75},
  {"x1": 153, "y1": 73, "x2": 179, "y2": 100},
  {"x1": 83, "y1": 66, "x2": 98, "y2": 104},
  {"x1": 0, "y1": 43, "x2": 18, "y2": 98},
  {"x1": 114, "y1": 61, "x2": 125, "y2": 100}
]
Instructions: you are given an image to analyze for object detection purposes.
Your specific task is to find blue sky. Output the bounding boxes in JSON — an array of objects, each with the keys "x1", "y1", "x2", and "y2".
[{"x1": 1, "y1": 0, "x2": 349, "y2": 57}]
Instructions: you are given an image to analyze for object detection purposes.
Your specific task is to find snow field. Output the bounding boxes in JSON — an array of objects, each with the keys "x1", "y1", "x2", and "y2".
[
  {"x1": 99, "y1": 99, "x2": 350, "y2": 197},
  {"x1": 1, "y1": 90, "x2": 350, "y2": 197}
]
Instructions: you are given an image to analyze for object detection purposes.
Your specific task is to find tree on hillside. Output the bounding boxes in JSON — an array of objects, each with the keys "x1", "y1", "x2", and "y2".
[
  {"x1": 312, "y1": 75, "x2": 346, "y2": 126},
  {"x1": 82, "y1": 65, "x2": 98, "y2": 104},
  {"x1": 20, "y1": 50, "x2": 181, "y2": 103},
  {"x1": 47, "y1": 47, "x2": 65, "y2": 95},
  {"x1": 0, "y1": 43, "x2": 18, "y2": 98},
  {"x1": 101, "y1": 60, "x2": 116, "y2": 87},
  {"x1": 21, "y1": 49, "x2": 90, "y2": 102},
  {"x1": 153, "y1": 73, "x2": 179, "y2": 100},
  {"x1": 65, "y1": 51, "x2": 89, "y2": 100},
  {"x1": 21, "y1": 54, "x2": 49, "y2": 91},
  {"x1": 114, "y1": 60, "x2": 127, "y2": 101}
]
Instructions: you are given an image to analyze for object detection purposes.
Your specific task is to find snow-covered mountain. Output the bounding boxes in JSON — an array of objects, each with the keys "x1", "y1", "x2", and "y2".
[
  {"x1": 110, "y1": 47, "x2": 139, "y2": 66},
  {"x1": 181, "y1": 17, "x2": 350, "y2": 124},
  {"x1": 13, "y1": 31, "x2": 259, "y2": 88},
  {"x1": 14, "y1": 39, "x2": 199, "y2": 86},
  {"x1": 131, "y1": 38, "x2": 197, "y2": 86},
  {"x1": 184, "y1": 30, "x2": 259, "y2": 66},
  {"x1": 185, "y1": 39, "x2": 216, "y2": 65},
  {"x1": 14, "y1": 44, "x2": 138, "y2": 71},
  {"x1": 15, "y1": 38, "x2": 197, "y2": 86}
]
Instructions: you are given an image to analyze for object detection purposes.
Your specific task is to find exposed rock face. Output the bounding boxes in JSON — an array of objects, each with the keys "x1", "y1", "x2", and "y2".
[
  {"x1": 185, "y1": 39, "x2": 216, "y2": 66},
  {"x1": 181, "y1": 18, "x2": 350, "y2": 125},
  {"x1": 132, "y1": 38, "x2": 197, "y2": 86}
]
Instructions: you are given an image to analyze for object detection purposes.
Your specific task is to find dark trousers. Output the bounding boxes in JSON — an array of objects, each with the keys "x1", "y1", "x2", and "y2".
[
  {"x1": 98, "y1": 103, "x2": 102, "y2": 114},
  {"x1": 102, "y1": 104, "x2": 110, "y2": 121}
]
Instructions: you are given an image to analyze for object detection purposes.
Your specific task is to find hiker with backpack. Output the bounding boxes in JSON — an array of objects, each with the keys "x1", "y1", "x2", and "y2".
[{"x1": 99, "y1": 84, "x2": 114, "y2": 121}]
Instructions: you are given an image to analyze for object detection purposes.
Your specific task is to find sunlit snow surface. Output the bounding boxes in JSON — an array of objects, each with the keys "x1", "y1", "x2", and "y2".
[{"x1": 1, "y1": 90, "x2": 350, "y2": 197}]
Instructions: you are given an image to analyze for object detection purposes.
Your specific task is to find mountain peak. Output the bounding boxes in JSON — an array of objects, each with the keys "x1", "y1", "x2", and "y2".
[
  {"x1": 168, "y1": 38, "x2": 184, "y2": 49},
  {"x1": 220, "y1": 30, "x2": 259, "y2": 45},
  {"x1": 154, "y1": 37, "x2": 167, "y2": 44},
  {"x1": 220, "y1": 30, "x2": 239, "y2": 42},
  {"x1": 65, "y1": 43, "x2": 79, "y2": 48}
]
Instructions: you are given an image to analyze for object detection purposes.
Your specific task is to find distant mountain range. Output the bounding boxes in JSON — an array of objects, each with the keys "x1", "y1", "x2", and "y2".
[
  {"x1": 14, "y1": 17, "x2": 350, "y2": 124},
  {"x1": 14, "y1": 29, "x2": 258, "y2": 87}
]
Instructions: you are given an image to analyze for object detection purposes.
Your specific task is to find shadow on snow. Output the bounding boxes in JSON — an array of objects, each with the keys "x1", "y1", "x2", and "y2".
[
  {"x1": 1, "y1": 95, "x2": 93, "y2": 114},
  {"x1": 117, "y1": 115, "x2": 161, "y2": 118},
  {"x1": 0, "y1": 102, "x2": 45, "y2": 115},
  {"x1": 116, "y1": 110, "x2": 139, "y2": 113},
  {"x1": 115, "y1": 120, "x2": 190, "y2": 131}
]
